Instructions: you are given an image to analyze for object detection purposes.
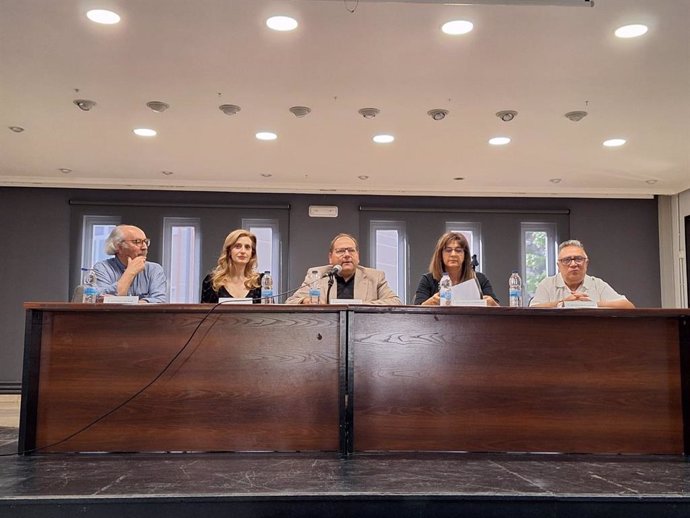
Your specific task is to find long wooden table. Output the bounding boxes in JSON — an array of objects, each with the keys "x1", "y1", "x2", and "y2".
[{"x1": 19, "y1": 304, "x2": 690, "y2": 455}]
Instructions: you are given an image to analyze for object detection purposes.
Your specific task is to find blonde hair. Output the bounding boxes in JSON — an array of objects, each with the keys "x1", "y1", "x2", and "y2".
[
  {"x1": 428, "y1": 232, "x2": 475, "y2": 282},
  {"x1": 210, "y1": 229, "x2": 260, "y2": 291}
]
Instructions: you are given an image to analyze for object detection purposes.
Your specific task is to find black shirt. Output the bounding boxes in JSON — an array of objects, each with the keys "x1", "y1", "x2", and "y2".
[
  {"x1": 200, "y1": 273, "x2": 263, "y2": 303},
  {"x1": 413, "y1": 271, "x2": 499, "y2": 305},
  {"x1": 334, "y1": 273, "x2": 355, "y2": 300}
]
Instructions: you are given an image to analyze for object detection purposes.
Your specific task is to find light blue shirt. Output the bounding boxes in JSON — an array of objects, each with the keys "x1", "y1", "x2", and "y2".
[{"x1": 93, "y1": 257, "x2": 168, "y2": 303}]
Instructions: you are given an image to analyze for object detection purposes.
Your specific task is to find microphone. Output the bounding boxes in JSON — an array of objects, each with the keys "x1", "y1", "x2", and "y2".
[{"x1": 325, "y1": 264, "x2": 342, "y2": 277}]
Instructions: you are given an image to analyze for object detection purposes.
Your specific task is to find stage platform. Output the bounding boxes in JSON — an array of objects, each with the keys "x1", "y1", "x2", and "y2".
[{"x1": 2, "y1": 426, "x2": 690, "y2": 518}]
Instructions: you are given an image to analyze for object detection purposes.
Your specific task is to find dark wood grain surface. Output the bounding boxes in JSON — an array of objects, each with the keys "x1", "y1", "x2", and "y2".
[
  {"x1": 30, "y1": 306, "x2": 342, "y2": 452},
  {"x1": 352, "y1": 309, "x2": 685, "y2": 454}
]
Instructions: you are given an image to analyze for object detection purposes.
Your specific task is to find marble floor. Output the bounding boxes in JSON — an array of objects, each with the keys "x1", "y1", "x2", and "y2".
[{"x1": 2, "y1": 392, "x2": 690, "y2": 517}]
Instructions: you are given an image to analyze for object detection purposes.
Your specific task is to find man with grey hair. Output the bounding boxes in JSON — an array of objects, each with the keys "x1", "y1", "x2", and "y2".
[
  {"x1": 529, "y1": 239, "x2": 634, "y2": 308},
  {"x1": 92, "y1": 224, "x2": 168, "y2": 303}
]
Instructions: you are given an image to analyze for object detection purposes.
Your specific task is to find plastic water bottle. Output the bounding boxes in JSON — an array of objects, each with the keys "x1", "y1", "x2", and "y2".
[
  {"x1": 308, "y1": 269, "x2": 321, "y2": 304},
  {"x1": 82, "y1": 268, "x2": 98, "y2": 303},
  {"x1": 509, "y1": 270, "x2": 522, "y2": 307},
  {"x1": 439, "y1": 272, "x2": 452, "y2": 306},
  {"x1": 261, "y1": 271, "x2": 274, "y2": 304}
]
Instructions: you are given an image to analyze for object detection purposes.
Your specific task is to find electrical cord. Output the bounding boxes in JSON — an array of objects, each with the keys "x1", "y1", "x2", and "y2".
[{"x1": 0, "y1": 277, "x2": 322, "y2": 457}]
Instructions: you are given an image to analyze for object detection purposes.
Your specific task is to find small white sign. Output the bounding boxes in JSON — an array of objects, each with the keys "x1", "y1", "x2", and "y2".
[
  {"x1": 308, "y1": 205, "x2": 338, "y2": 218},
  {"x1": 330, "y1": 299, "x2": 363, "y2": 304},
  {"x1": 102, "y1": 295, "x2": 139, "y2": 305},
  {"x1": 219, "y1": 297, "x2": 254, "y2": 304}
]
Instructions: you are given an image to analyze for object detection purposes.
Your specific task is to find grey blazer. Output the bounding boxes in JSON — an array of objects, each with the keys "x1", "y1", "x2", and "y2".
[{"x1": 285, "y1": 265, "x2": 402, "y2": 305}]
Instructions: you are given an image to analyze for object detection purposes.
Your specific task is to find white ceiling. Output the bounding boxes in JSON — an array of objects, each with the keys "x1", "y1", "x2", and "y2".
[{"x1": 1, "y1": 0, "x2": 688, "y2": 198}]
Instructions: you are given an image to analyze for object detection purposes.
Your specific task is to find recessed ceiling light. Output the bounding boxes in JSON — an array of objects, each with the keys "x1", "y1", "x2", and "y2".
[
  {"x1": 442, "y1": 20, "x2": 474, "y2": 35},
  {"x1": 261, "y1": 173, "x2": 273, "y2": 178},
  {"x1": 8, "y1": 126, "x2": 24, "y2": 133},
  {"x1": 488, "y1": 136, "x2": 511, "y2": 146},
  {"x1": 266, "y1": 16, "x2": 298, "y2": 32},
  {"x1": 373, "y1": 134, "x2": 395, "y2": 144},
  {"x1": 603, "y1": 138, "x2": 626, "y2": 147},
  {"x1": 86, "y1": 9, "x2": 121, "y2": 25},
  {"x1": 58, "y1": 168, "x2": 72, "y2": 174},
  {"x1": 645, "y1": 179, "x2": 658, "y2": 185},
  {"x1": 256, "y1": 132, "x2": 277, "y2": 141},
  {"x1": 550, "y1": 178, "x2": 562, "y2": 184},
  {"x1": 615, "y1": 24, "x2": 648, "y2": 39},
  {"x1": 161, "y1": 170, "x2": 174, "y2": 176},
  {"x1": 133, "y1": 128, "x2": 157, "y2": 137},
  {"x1": 358, "y1": 175, "x2": 369, "y2": 180},
  {"x1": 453, "y1": 177, "x2": 464, "y2": 181}
]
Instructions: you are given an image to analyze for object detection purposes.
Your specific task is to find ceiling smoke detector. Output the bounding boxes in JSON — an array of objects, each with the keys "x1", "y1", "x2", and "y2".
[
  {"x1": 427, "y1": 109, "x2": 449, "y2": 121},
  {"x1": 565, "y1": 110, "x2": 588, "y2": 122},
  {"x1": 73, "y1": 99, "x2": 96, "y2": 111},
  {"x1": 496, "y1": 110, "x2": 517, "y2": 122},
  {"x1": 146, "y1": 101, "x2": 170, "y2": 113},
  {"x1": 289, "y1": 106, "x2": 311, "y2": 118},
  {"x1": 219, "y1": 104, "x2": 241, "y2": 116},
  {"x1": 358, "y1": 108, "x2": 380, "y2": 119}
]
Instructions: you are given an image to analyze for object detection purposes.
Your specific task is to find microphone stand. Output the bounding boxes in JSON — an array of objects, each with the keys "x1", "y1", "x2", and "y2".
[{"x1": 326, "y1": 272, "x2": 336, "y2": 304}]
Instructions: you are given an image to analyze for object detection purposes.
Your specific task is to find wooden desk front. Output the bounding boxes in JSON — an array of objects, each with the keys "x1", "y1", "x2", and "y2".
[
  {"x1": 20, "y1": 304, "x2": 345, "y2": 453},
  {"x1": 350, "y1": 307, "x2": 690, "y2": 455}
]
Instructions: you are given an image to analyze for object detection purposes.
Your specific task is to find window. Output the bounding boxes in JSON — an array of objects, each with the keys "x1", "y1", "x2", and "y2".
[
  {"x1": 243, "y1": 219, "x2": 281, "y2": 294},
  {"x1": 446, "y1": 222, "x2": 482, "y2": 271},
  {"x1": 163, "y1": 218, "x2": 201, "y2": 303},
  {"x1": 369, "y1": 221, "x2": 407, "y2": 303},
  {"x1": 521, "y1": 222, "x2": 557, "y2": 301},
  {"x1": 81, "y1": 215, "x2": 120, "y2": 269}
]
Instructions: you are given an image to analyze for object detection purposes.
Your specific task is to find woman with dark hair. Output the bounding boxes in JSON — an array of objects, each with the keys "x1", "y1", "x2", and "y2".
[
  {"x1": 200, "y1": 229, "x2": 263, "y2": 303},
  {"x1": 414, "y1": 231, "x2": 499, "y2": 306}
]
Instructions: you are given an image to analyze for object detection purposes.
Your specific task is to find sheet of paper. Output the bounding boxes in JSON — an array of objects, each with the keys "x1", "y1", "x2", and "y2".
[{"x1": 451, "y1": 278, "x2": 482, "y2": 302}]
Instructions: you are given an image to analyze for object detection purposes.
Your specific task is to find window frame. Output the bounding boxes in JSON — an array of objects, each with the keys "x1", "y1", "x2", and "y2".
[
  {"x1": 520, "y1": 222, "x2": 558, "y2": 301},
  {"x1": 445, "y1": 221, "x2": 483, "y2": 272},
  {"x1": 242, "y1": 218, "x2": 282, "y2": 294},
  {"x1": 162, "y1": 217, "x2": 201, "y2": 303},
  {"x1": 81, "y1": 215, "x2": 121, "y2": 269},
  {"x1": 369, "y1": 220, "x2": 408, "y2": 303}
]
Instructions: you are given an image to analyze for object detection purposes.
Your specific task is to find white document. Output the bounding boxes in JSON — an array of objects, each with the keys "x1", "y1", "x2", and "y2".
[
  {"x1": 219, "y1": 297, "x2": 254, "y2": 304},
  {"x1": 450, "y1": 278, "x2": 483, "y2": 305},
  {"x1": 102, "y1": 295, "x2": 139, "y2": 305},
  {"x1": 330, "y1": 299, "x2": 363, "y2": 304}
]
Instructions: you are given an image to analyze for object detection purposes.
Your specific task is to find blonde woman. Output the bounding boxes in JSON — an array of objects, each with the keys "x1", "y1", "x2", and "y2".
[
  {"x1": 414, "y1": 231, "x2": 499, "y2": 306},
  {"x1": 201, "y1": 229, "x2": 263, "y2": 303}
]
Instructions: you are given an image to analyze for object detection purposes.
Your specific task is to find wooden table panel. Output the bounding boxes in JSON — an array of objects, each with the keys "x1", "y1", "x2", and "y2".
[
  {"x1": 352, "y1": 309, "x2": 685, "y2": 454},
  {"x1": 26, "y1": 306, "x2": 342, "y2": 453}
]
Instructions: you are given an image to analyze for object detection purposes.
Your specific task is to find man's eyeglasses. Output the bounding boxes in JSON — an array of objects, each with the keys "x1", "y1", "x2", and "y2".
[
  {"x1": 126, "y1": 239, "x2": 151, "y2": 247},
  {"x1": 333, "y1": 247, "x2": 357, "y2": 256},
  {"x1": 443, "y1": 247, "x2": 465, "y2": 254},
  {"x1": 558, "y1": 256, "x2": 587, "y2": 266}
]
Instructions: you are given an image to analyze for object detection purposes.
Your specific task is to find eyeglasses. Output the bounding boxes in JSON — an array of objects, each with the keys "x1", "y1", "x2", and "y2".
[
  {"x1": 443, "y1": 247, "x2": 465, "y2": 254},
  {"x1": 333, "y1": 247, "x2": 358, "y2": 255},
  {"x1": 126, "y1": 238, "x2": 150, "y2": 247},
  {"x1": 558, "y1": 256, "x2": 587, "y2": 266}
]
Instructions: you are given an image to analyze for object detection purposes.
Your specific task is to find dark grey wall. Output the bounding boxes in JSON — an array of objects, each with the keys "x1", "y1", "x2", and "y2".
[{"x1": 0, "y1": 187, "x2": 661, "y2": 391}]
